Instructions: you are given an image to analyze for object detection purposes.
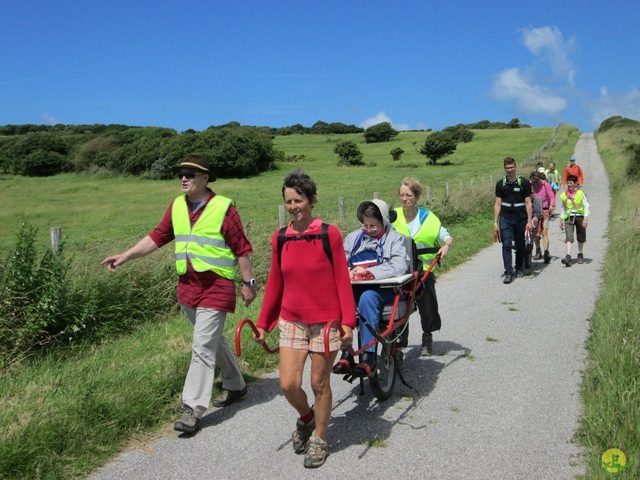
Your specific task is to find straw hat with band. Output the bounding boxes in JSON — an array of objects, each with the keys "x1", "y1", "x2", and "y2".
[{"x1": 173, "y1": 155, "x2": 216, "y2": 182}]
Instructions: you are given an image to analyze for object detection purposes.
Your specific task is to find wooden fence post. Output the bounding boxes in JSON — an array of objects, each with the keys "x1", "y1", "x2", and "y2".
[
  {"x1": 278, "y1": 205, "x2": 286, "y2": 228},
  {"x1": 445, "y1": 183, "x2": 450, "y2": 197},
  {"x1": 339, "y1": 197, "x2": 346, "y2": 223},
  {"x1": 50, "y1": 227, "x2": 61, "y2": 254},
  {"x1": 426, "y1": 186, "x2": 431, "y2": 202}
]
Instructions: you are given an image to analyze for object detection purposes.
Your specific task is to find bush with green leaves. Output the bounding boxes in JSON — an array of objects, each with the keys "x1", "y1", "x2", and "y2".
[
  {"x1": 443, "y1": 124, "x2": 475, "y2": 143},
  {"x1": 0, "y1": 223, "x2": 71, "y2": 366},
  {"x1": 420, "y1": 131, "x2": 458, "y2": 164},
  {"x1": 0, "y1": 223, "x2": 176, "y2": 370},
  {"x1": 390, "y1": 147, "x2": 405, "y2": 161},
  {"x1": 363, "y1": 122, "x2": 399, "y2": 144},
  {"x1": 334, "y1": 140, "x2": 364, "y2": 166},
  {"x1": 626, "y1": 143, "x2": 640, "y2": 181}
]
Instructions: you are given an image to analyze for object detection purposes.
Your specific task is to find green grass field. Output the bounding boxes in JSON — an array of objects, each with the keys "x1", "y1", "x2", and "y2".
[
  {"x1": 577, "y1": 119, "x2": 640, "y2": 479},
  {"x1": 10, "y1": 122, "x2": 638, "y2": 479}
]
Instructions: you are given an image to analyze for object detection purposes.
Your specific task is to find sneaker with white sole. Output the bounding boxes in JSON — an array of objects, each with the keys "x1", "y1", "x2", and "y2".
[
  {"x1": 292, "y1": 413, "x2": 315, "y2": 453},
  {"x1": 421, "y1": 333, "x2": 433, "y2": 357},
  {"x1": 304, "y1": 436, "x2": 328, "y2": 468}
]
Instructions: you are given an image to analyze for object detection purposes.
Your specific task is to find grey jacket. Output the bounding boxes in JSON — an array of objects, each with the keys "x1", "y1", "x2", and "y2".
[{"x1": 343, "y1": 225, "x2": 410, "y2": 279}]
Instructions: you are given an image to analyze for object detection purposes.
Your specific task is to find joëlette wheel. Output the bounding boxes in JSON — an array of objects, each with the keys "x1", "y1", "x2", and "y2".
[{"x1": 370, "y1": 340, "x2": 396, "y2": 400}]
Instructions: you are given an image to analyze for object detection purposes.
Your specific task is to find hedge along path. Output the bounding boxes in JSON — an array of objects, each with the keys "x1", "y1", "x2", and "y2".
[{"x1": 93, "y1": 132, "x2": 607, "y2": 479}]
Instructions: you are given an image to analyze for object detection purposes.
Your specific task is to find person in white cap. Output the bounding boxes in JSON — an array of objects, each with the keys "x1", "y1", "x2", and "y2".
[{"x1": 333, "y1": 199, "x2": 410, "y2": 377}]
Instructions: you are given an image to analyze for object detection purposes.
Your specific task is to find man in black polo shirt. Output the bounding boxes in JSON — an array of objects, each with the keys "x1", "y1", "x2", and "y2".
[{"x1": 493, "y1": 157, "x2": 533, "y2": 284}]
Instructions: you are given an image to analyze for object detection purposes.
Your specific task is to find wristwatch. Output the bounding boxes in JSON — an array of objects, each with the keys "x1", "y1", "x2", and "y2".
[{"x1": 242, "y1": 278, "x2": 256, "y2": 286}]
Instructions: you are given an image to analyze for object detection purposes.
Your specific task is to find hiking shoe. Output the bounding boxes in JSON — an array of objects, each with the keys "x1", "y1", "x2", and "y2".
[
  {"x1": 174, "y1": 404, "x2": 200, "y2": 433},
  {"x1": 516, "y1": 270, "x2": 524, "y2": 279},
  {"x1": 421, "y1": 333, "x2": 433, "y2": 357},
  {"x1": 304, "y1": 436, "x2": 328, "y2": 468},
  {"x1": 561, "y1": 255, "x2": 572, "y2": 267},
  {"x1": 543, "y1": 250, "x2": 551, "y2": 264},
  {"x1": 213, "y1": 386, "x2": 247, "y2": 407},
  {"x1": 503, "y1": 273, "x2": 513, "y2": 284},
  {"x1": 533, "y1": 251, "x2": 542, "y2": 260},
  {"x1": 292, "y1": 413, "x2": 315, "y2": 454},
  {"x1": 577, "y1": 253, "x2": 584, "y2": 264}
]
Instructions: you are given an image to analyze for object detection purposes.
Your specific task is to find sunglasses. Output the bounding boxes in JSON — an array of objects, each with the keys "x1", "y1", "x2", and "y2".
[{"x1": 177, "y1": 171, "x2": 201, "y2": 180}]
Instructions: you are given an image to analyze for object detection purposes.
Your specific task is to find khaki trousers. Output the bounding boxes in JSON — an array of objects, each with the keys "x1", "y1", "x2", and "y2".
[{"x1": 180, "y1": 305, "x2": 246, "y2": 418}]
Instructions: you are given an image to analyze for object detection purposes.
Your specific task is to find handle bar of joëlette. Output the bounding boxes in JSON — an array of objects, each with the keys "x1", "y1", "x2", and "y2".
[
  {"x1": 235, "y1": 317, "x2": 280, "y2": 356},
  {"x1": 324, "y1": 253, "x2": 441, "y2": 357}
]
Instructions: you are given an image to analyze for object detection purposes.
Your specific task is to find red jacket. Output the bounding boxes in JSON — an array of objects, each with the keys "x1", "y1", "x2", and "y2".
[
  {"x1": 562, "y1": 164, "x2": 584, "y2": 186},
  {"x1": 257, "y1": 218, "x2": 356, "y2": 331}
]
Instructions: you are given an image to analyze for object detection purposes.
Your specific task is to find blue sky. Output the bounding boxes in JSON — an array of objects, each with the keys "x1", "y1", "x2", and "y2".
[{"x1": 2, "y1": 1, "x2": 639, "y2": 133}]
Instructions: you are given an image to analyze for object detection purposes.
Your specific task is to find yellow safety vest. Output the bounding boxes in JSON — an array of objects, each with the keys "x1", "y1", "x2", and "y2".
[
  {"x1": 172, "y1": 194, "x2": 237, "y2": 278},
  {"x1": 392, "y1": 207, "x2": 441, "y2": 262},
  {"x1": 559, "y1": 190, "x2": 586, "y2": 220}
]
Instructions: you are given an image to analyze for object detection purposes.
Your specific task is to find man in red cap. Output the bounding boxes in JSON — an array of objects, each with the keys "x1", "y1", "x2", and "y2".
[{"x1": 102, "y1": 154, "x2": 256, "y2": 433}]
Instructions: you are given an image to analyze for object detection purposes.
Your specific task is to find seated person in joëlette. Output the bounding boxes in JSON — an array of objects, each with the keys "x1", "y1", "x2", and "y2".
[{"x1": 332, "y1": 199, "x2": 411, "y2": 377}]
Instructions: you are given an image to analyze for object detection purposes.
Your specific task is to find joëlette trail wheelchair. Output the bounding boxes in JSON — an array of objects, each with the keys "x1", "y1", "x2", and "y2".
[{"x1": 234, "y1": 239, "x2": 440, "y2": 401}]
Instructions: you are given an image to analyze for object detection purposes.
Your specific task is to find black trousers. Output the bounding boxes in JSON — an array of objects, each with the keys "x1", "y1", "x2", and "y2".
[
  {"x1": 397, "y1": 271, "x2": 441, "y2": 348},
  {"x1": 416, "y1": 271, "x2": 441, "y2": 334}
]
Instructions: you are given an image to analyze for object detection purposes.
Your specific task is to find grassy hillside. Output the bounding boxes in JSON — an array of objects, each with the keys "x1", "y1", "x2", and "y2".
[
  {"x1": 579, "y1": 117, "x2": 640, "y2": 479},
  {"x1": 0, "y1": 126, "x2": 576, "y2": 251}
]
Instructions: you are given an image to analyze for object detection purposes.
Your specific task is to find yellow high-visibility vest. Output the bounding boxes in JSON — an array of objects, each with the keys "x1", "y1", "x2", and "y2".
[
  {"x1": 393, "y1": 207, "x2": 441, "y2": 262},
  {"x1": 172, "y1": 194, "x2": 237, "y2": 278}
]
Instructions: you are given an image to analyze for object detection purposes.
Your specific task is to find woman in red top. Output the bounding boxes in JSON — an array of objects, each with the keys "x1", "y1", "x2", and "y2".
[{"x1": 255, "y1": 169, "x2": 355, "y2": 469}]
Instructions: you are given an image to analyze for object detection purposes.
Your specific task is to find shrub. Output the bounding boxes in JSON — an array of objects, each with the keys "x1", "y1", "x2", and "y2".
[
  {"x1": 0, "y1": 223, "x2": 177, "y2": 370},
  {"x1": 626, "y1": 143, "x2": 640, "y2": 181},
  {"x1": 390, "y1": 147, "x2": 404, "y2": 161},
  {"x1": 420, "y1": 131, "x2": 458, "y2": 165},
  {"x1": 0, "y1": 223, "x2": 70, "y2": 366},
  {"x1": 334, "y1": 140, "x2": 364, "y2": 166},
  {"x1": 363, "y1": 122, "x2": 399, "y2": 143},
  {"x1": 443, "y1": 124, "x2": 475, "y2": 143}
]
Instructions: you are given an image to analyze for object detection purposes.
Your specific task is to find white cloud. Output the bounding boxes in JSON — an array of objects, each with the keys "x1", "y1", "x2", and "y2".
[
  {"x1": 360, "y1": 111, "x2": 410, "y2": 131},
  {"x1": 42, "y1": 112, "x2": 60, "y2": 125},
  {"x1": 360, "y1": 112, "x2": 392, "y2": 129},
  {"x1": 521, "y1": 26, "x2": 576, "y2": 85},
  {"x1": 586, "y1": 86, "x2": 640, "y2": 127},
  {"x1": 492, "y1": 67, "x2": 567, "y2": 115}
]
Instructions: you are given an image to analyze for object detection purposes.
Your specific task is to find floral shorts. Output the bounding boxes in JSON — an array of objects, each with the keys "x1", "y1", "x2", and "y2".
[{"x1": 278, "y1": 318, "x2": 341, "y2": 353}]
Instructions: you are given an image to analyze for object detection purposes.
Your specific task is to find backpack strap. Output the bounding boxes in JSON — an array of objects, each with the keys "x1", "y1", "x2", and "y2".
[
  {"x1": 277, "y1": 223, "x2": 333, "y2": 269},
  {"x1": 502, "y1": 175, "x2": 522, "y2": 190}
]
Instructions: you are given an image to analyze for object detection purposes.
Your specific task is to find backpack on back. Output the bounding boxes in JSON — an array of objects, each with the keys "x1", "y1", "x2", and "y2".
[{"x1": 277, "y1": 223, "x2": 333, "y2": 268}]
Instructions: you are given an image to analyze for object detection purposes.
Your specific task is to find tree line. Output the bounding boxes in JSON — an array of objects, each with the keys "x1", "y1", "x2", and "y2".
[{"x1": 0, "y1": 118, "x2": 528, "y2": 177}]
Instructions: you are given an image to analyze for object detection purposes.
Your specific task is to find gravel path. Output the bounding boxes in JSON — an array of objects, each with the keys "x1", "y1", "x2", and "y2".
[{"x1": 93, "y1": 133, "x2": 608, "y2": 480}]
